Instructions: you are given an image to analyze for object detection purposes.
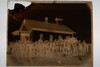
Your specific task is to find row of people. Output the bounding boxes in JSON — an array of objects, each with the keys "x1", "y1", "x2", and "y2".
[{"x1": 9, "y1": 36, "x2": 90, "y2": 58}]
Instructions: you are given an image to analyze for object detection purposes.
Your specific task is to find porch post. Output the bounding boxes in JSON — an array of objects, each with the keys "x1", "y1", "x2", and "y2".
[
  {"x1": 49, "y1": 34, "x2": 53, "y2": 42},
  {"x1": 40, "y1": 33, "x2": 43, "y2": 40}
]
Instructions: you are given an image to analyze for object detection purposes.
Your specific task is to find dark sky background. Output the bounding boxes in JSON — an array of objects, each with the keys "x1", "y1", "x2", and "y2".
[{"x1": 8, "y1": 3, "x2": 91, "y2": 43}]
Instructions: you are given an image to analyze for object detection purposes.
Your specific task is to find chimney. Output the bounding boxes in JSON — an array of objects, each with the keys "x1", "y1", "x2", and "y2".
[
  {"x1": 45, "y1": 17, "x2": 48, "y2": 23},
  {"x1": 55, "y1": 18, "x2": 63, "y2": 24},
  {"x1": 55, "y1": 18, "x2": 59, "y2": 24}
]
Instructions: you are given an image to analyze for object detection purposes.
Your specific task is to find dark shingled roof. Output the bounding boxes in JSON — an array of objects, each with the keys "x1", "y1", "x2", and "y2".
[{"x1": 20, "y1": 19, "x2": 75, "y2": 34}]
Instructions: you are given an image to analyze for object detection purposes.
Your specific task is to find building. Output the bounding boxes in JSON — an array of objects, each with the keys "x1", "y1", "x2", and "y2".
[{"x1": 12, "y1": 18, "x2": 75, "y2": 42}]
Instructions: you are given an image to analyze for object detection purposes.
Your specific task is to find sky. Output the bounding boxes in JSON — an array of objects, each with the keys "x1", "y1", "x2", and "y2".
[{"x1": 8, "y1": 3, "x2": 91, "y2": 43}]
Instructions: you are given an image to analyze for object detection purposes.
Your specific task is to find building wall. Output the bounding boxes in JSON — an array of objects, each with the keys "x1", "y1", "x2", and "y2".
[{"x1": 31, "y1": 30, "x2": 72, "y2": 42}]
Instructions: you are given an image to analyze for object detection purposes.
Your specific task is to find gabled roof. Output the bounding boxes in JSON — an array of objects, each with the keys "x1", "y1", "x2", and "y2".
[{"x1": 20, "y1": 19, "x2": 75, "y2": 34}]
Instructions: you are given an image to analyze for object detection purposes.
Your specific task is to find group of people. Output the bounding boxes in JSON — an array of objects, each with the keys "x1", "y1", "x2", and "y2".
[{"x1": 9, "y1": 36, "x2": 90, "y2": 58}]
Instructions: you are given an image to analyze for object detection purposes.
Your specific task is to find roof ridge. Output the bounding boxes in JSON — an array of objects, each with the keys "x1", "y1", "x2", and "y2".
[{"x1": 24, "y1": 19, "x2": 63, "y2": 26}]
